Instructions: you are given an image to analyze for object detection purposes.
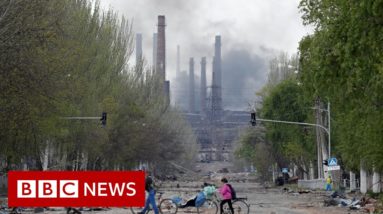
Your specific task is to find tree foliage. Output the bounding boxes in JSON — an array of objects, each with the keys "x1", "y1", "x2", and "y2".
[
  {"x1": 235, "y1": 127, "x2": 273, "y2": 181},
  {"x1": 261, "y1": 79, "x2": 315, "y2": 173},
  {"x1": 0, "y1": 0, "x2": 196, "y2": 171},
  {"x1": 298, "y1": 0, "x2": 383, "y2": 170},
  {"x1": 236, "y1": 54, "x2": 315, "y2": 180}
]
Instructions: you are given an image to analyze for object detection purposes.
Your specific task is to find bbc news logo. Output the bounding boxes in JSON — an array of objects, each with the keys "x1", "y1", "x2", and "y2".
[
  {"x1": 17, "y1": 180, "x2": 79, "y2": 198},
  {"x1": 8, "y1": 171, "x2": 145, "y2": 207}
]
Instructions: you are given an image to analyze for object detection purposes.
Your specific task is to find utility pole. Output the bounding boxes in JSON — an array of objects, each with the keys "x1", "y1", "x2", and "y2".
[
  {"x1": 314, "y1": 98, "x2": 331, "y2": 179},
  {"x1": 328, "y1": 102, "x2": 331, "y2": 158},
  {"x1": 315, "y1": 98, "x2": 324, "y2": 179}
]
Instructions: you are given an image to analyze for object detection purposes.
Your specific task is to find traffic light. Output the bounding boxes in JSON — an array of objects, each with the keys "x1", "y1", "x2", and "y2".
[
  {"x1": 323, "y1": 160, "x2": 328, "y2": 166},
  {"x1": 100, "y1": 112, "x2": 107, "y2": 127},
  {"x1": 250, "y1": 112, "x2": 256, "y2": 126}
]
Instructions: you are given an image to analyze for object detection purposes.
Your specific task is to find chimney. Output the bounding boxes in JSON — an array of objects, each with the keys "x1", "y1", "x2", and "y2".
[
  {"x1": 152, "y1": 33, "x2": 157, "y2": 73},
  {"x1": 156, "y1": 16, "x2": 166, "y2": 80},
  {"x1": 176, "y1": 45, "x2": 180, "y2": 78},
  {"x1": 189, "y1": 57, "x2": 195, "y2": 113},
  {"x1": 156, "y1": 16, "x2": 170, "y2": 103},
  {"x1": 200, "y1": 57, "x2": 207, "y2": 115},
  {"x1": 211, "y1": 35, "x2": 222, "y2": 122}
]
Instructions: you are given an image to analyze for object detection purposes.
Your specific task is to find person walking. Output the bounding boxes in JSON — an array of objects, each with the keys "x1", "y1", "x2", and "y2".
[
  {"x1": 219, "y1": 178, "x2": 234, "y2": 214},
  {"x1": 139, "y1": 172, "x2": 159, "y2": 214}
]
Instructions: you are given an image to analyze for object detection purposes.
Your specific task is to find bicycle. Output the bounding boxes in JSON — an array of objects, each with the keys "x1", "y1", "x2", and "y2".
[
  {"x1": 130, "y1": 192, "x2": 164, "y2": 214},
  {"x1": 222, "y1": 197, "x2": 250, "y2": 214},
  {"x1": 195, "y1": 198, "x2": 218, "y2": 214},
  {"x1": 160, "y1": 192, "x2": 218, "y2": 214},
  {"x1": 209, "y1": 192, "x2": 250, "y2": 214}
]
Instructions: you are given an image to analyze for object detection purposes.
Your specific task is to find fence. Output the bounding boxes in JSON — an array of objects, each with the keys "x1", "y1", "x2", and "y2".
[
  {"x1": 342, "y1": 178, "x2": 360, "y2": 190},
  {"x1": 298, "y1": 179, "x2": 326, "y2": 189}
]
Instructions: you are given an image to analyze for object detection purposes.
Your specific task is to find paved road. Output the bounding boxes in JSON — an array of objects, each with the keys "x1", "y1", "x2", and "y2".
[{"x1": 3, "y1": 181, "x2": 356, "y2": 214}]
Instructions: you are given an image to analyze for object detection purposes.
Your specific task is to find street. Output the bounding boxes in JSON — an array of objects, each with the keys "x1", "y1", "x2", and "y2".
[{"x1": 7, "y1": 180, "x2": 357, "y2": 214}]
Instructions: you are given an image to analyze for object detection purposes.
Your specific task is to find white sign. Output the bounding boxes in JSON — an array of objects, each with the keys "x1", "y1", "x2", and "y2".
[{"x1": 328, "y1": 165, "x2": 340, "y2": 171}]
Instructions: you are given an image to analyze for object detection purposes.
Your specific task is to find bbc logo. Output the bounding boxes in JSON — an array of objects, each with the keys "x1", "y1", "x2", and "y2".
[
  {"x1": 8, "y1": 171, "x2": 145, "y2": 207},
  {"x1": 17, "y1": 180, "x2": 78, "y2": 198}
]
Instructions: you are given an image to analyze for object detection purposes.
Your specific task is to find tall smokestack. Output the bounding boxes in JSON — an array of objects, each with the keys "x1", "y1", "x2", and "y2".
[
  {"x1": 152, "y1": 33, "x2": 157, "y2": 73},
  {"x1": 156, "y1": 16, "x2": 166, "y2": 80},
  {"x1": 214, "y1": 35, "x2": 222, "y2": 95},
  {"x1": 176, "y1": 45, "x2": 180, "y2": 78},
  {"x1": 211, "y1": 35, "x2": 222, "y2": 122},
  {"x1": 136, "y1": 33, "x2": 142, "y2": 66},
  {"x1": 200, "y1": 57, "x2": 207, "y2": 115},
  {"x1": 189, "y1": 58, "x2": 195, "y2": 113}
]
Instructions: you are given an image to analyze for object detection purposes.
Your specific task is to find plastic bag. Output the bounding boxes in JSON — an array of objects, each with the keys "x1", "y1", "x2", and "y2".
[{"x1": 195, "y1": 192, "x2": 206, "y2": 207}]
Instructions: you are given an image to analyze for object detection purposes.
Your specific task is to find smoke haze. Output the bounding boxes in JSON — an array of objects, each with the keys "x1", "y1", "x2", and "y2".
[{"x1": 99, "y1": 0, "x2": 312, "y2": 110}]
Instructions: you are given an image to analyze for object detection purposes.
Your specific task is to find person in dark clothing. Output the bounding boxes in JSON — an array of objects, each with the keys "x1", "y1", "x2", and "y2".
[
  {"x1": 145, "y1": 176, "x2": 154, "y2": 192},
  {"x1": 179, "y1": 183, "x2": 216, "y2": 208},
  {"x1": 139, "y1": 174, "x2": 159, "y2": 214},
  {"x1": 178, "y1": 197, "x2": 196, "y2": 208}
]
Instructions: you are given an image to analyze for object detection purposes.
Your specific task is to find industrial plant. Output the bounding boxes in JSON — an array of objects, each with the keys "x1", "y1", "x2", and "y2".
[{"x1": 136, "y1": 16, "x2": 249, "y2": 163}]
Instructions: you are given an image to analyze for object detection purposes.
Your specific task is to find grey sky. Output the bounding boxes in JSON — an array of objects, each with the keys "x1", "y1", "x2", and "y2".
[{"x1": 100, "y1": 0, "x2": 312, "y2": 110}]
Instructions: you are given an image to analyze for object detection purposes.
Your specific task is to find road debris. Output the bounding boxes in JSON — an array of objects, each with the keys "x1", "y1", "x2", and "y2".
[{"x1": 323, "y1": 190, "x2": 383, "y2": 213}]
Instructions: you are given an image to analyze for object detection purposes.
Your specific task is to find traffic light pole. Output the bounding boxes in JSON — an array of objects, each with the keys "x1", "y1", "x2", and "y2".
[
  {"x1": 256, "y1": 118, "x2": 331, "y2": 165},
  {"x1": 252, "y1": 102, "x2": 331, "y2": 158},
  {"x1": 61, "y1": 112, "x2": 107, "y2": 127},
  {"x1": 250, "y1": 109, "x2": 331, "y2": 179},
  {"x1": 256, "y1": 118, "x2": 330, "y2": 137},
  {"x1": 249, "y1": 102, "x2": 332, "y2": 179},
  {"x1": 62, "y1": 117, "x2": 101, "y2": 120}
]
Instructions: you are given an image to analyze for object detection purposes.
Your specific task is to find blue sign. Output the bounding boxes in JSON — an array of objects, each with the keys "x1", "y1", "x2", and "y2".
[
  {"x1": 282, "y1": 168, "x2": 288, "y2": 173},
  {"x1": 328, "y1": 158, "x2": 338, "y2": 166}
]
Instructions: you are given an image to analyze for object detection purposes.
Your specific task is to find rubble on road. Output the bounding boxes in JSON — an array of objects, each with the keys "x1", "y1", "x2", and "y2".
[
  {"x1": 323, "y1": 190, "x2": 383, "y2": 213},
  {"x1": 281, "y1": 187, "x2": 313, "y2": 195}
]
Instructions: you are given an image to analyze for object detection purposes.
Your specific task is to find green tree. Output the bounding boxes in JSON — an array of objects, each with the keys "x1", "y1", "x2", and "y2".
[
  {"x1": 298, "y1": 0, "x2": 383, "y2": 170},
  {"x1": 0, "y1": 0, "x2": 196, "y2": 172},
  {"x1": 261, "y1": 79, "x2": 315, "y2": 175}
]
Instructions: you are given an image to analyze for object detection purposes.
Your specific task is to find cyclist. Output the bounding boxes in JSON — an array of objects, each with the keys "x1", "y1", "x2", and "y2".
[
  {"x1": 139, "y1": 171, "x2": 159, "y2": 214},
  {"x1": 219, "y1": 178, "x2": 234, "y2": 214},
  {"x1": 178, "y1": 182, "x2": 216, "y2": 208}
]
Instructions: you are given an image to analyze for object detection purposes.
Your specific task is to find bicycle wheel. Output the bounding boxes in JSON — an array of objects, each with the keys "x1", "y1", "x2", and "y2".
[
  {"x1": 159, "y1": 198, "x2": 178, "y2": 214},
  {"x1": 66, "y1": 207, "x2": 82, "y2": 214},
  {"x1": 130, "y1": 207, "x2": 145, "y2": 214},
  {"x1": 197, "y1": 199, "x2": 218, "y2": 214},
  {"x1": 232, "y1": 200, "x2": 250, "y2": 214}
]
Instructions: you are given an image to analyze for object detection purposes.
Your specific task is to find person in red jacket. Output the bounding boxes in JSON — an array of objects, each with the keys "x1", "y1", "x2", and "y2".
[{"x1": 218, "y1": 178, "x2": 234, "y2": 214}]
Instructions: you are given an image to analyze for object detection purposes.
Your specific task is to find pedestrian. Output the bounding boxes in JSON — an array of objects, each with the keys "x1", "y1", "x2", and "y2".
[
  {"x1": 219, "y1": 178, "x2": 234, "y2": 214},
  {"x1": 326, "y1": 175, "x2": 332, "y2": 191},
  {"x1": 139, "y1": 170, "x2": 159, "y2": 214}
]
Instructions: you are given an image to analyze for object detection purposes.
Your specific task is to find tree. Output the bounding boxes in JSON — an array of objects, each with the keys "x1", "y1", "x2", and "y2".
[
  {"x1": 298, "y1": 0, "x2": 383, "y2": 170},
  {"x1": 0, "y1": 0, "x2": 197, "y2": 172},
  {"x1": 261, "y1": 79, "x2": 315, "y2": 176},
  {"x1": 235, "y1": 127, "x2": 273, "y2": 181}
]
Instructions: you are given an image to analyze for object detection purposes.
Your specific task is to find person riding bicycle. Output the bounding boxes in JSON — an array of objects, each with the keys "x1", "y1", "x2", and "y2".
[
  {"x1": 139, "y1": 171, "x2": 159, "y2": 214},
  {"x1": 219, "y1": 177, "x2": 234, "y2": 214},
  {"x1": 178, "y1": 182, "x2": 216, "y2": 208}
]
